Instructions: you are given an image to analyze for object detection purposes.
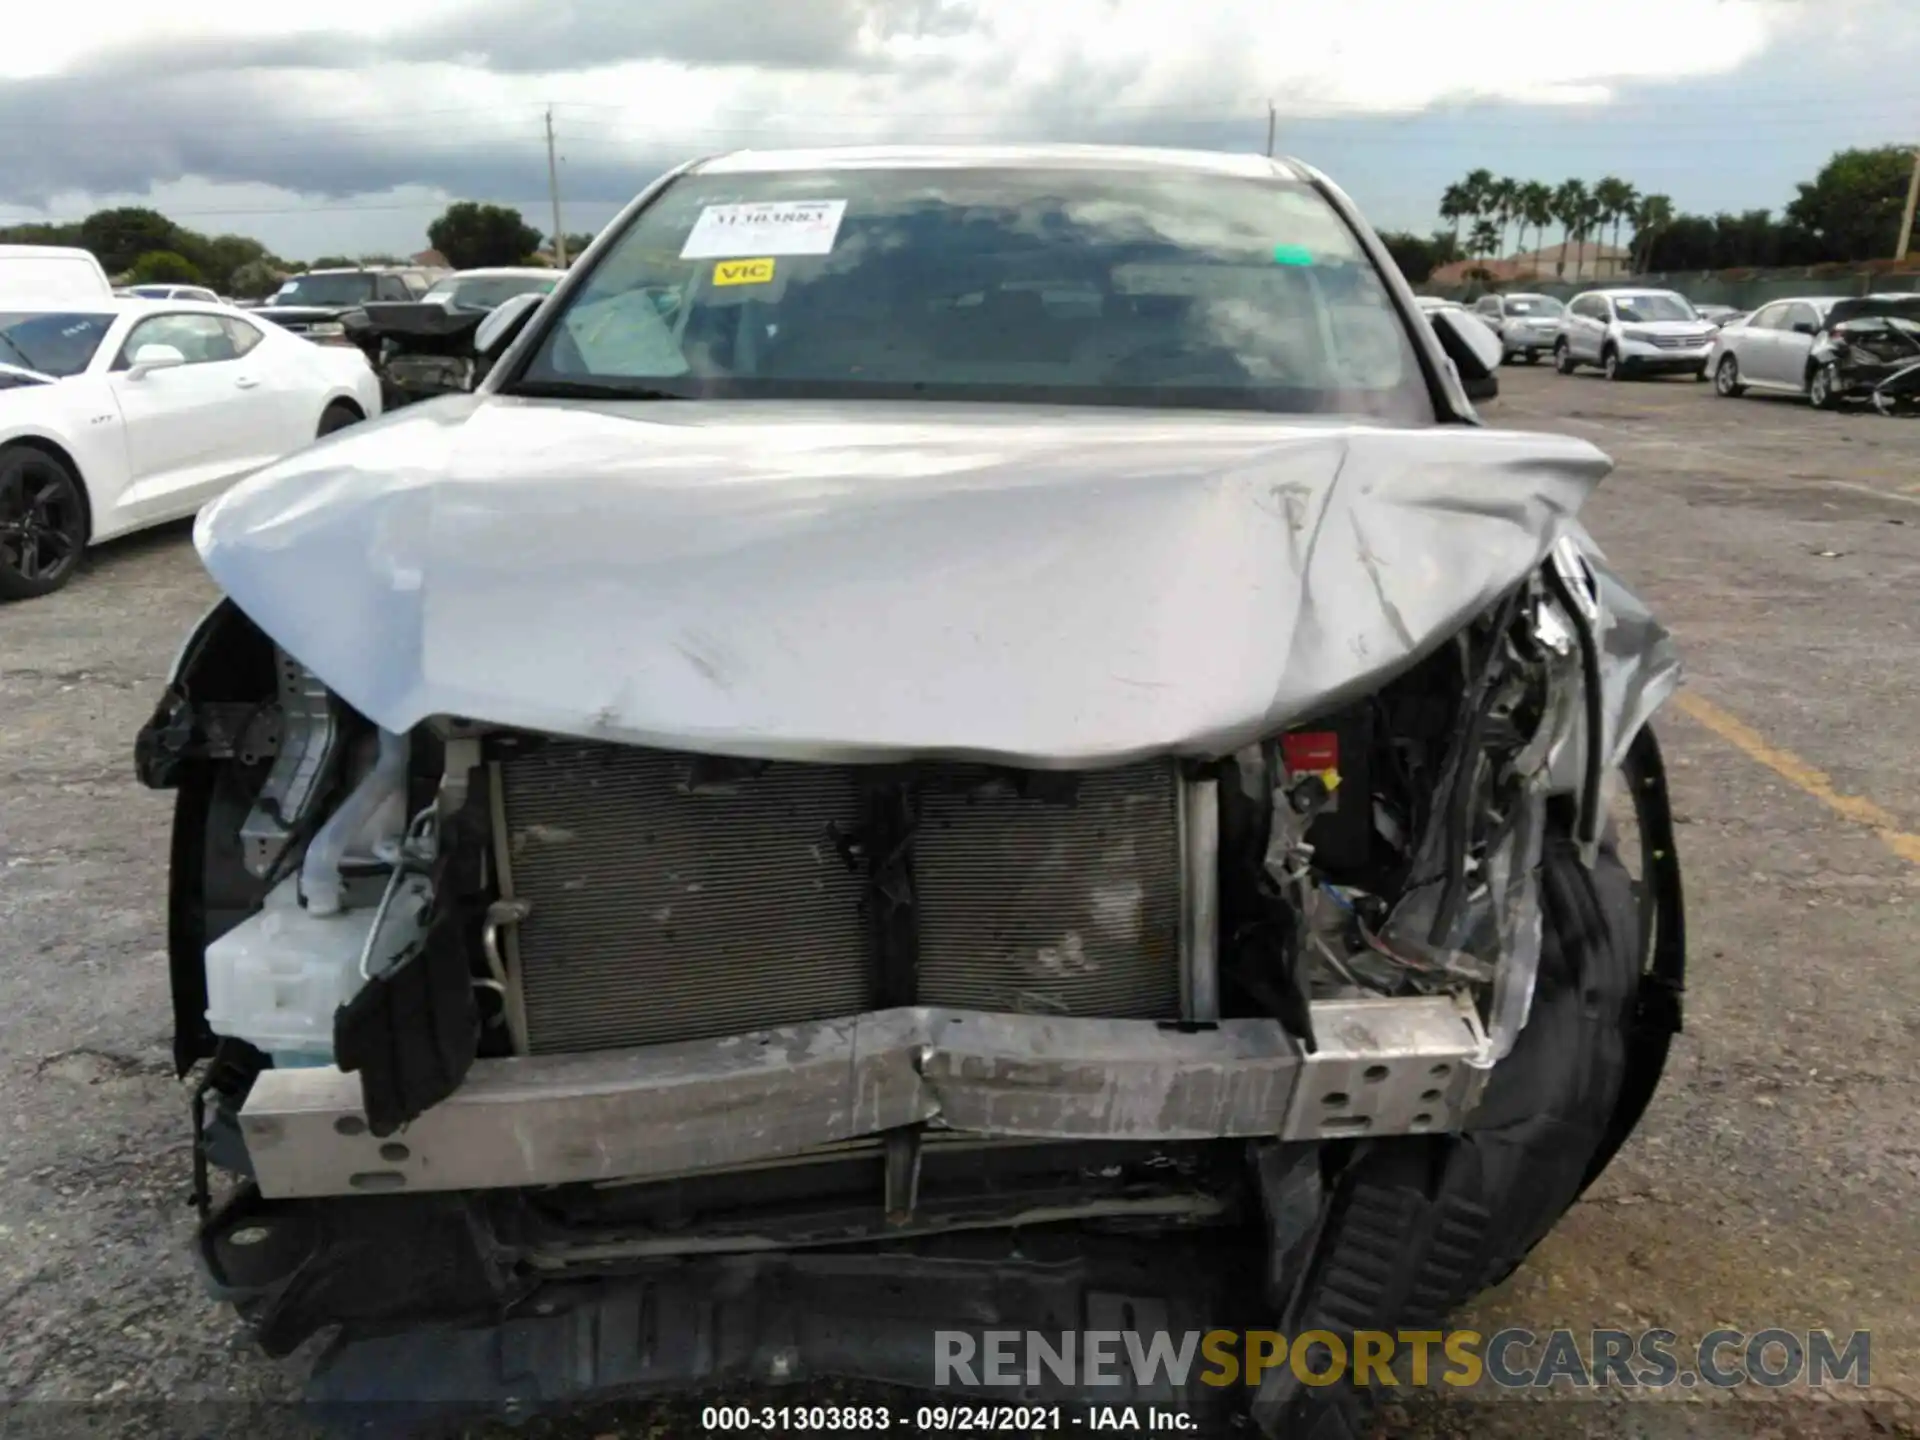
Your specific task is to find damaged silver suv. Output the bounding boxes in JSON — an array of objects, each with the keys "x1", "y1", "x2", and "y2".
[{"x1": 137, "y1": 144, "x2": 1686, "y2": 1436}]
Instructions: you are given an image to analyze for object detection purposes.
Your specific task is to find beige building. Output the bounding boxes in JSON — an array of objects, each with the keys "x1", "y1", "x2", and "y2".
[{"x1": 1432, "y1": 241, "x2": 1634, "y2": 287}]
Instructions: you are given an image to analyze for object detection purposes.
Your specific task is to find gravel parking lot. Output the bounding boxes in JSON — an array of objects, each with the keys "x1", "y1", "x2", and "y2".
[{"x1": 2, "y1": 367, "x2": 1917, "y2": 1439}]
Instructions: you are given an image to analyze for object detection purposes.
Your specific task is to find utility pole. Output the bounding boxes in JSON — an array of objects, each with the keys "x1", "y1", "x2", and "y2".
[
  {"x1": 1896, "y1": 145, "x2": 1920, "y2": 263},
  {"x1": 1265, "y1": 101, "x2": 1276, "y2": 158},
  {"x1": 546, "y1": 106, "x2": 567, "y2": 269}
]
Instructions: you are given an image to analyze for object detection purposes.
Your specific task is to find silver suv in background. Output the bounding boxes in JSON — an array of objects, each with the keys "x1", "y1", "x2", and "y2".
[
  {"x1": 1553, "y1": 289, "x2": 1717, "y2": 381},
  {"x1": 1471, "y1": 291, "x2": 1565, "y2": 364},
  {"x1": 1705, "y1": 296, "x2": 1839, "y2": 401}
]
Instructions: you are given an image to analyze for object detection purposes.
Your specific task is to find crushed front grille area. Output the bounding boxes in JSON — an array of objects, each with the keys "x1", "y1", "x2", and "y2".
[{"x1": 494, "y1": 742, "x2": 1184, "y2": 1055}]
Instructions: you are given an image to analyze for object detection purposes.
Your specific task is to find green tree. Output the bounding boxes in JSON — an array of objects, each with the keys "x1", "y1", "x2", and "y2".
[
  {"x1": 310, "y1": 255, "x2": 357, "y2": 270},
  {"x1": 1630, "y1": 193, "x2": 1674, "y2": 272},
  {"x1": 1438, "y1": 182, "x2": 1473, "y2": 250},
  {"x1": 192, "y1": 233, "x2": 274, "y2": 293},
  {"x1": 229, "y1": 259, "x2": 286, "y2": 298},
  {"x1": 552, "y1": 231, "x2": 596, "y2": 260},
  {"x1": 77, "y1": 207, "x2": 184, "y2": 274},
  {"x1": 1378, "y1": 231, "x2": 1441, "y2": 283},
  {"x1": 1469, "y1": 218, "x2": 1501, "y2": 262},
  {"x1": 428, "y1": 202, "x2": 544, "y2": 268},
  {"x1": 127, "y1": 250, "x2": 205, "y2": 284},
  {"x1": 1551, "y1": 179, "x2": 1589, "y2": 277},
  {"x1": 0, "y1": 221, "x2": 82, "y2": 247},
  {"x1": 1786, "y1": 146, "x2": 1916, "y2": 262},
  {"x1": 1488, "y1": 177, "x2": 1519, "y2": 258},
  {"x1": 1593, "y1": 176, "x2": 1638, "y2": 267},
  {"x1": 1518, "y1": 181, "x2": 1555, "y2": 262}
]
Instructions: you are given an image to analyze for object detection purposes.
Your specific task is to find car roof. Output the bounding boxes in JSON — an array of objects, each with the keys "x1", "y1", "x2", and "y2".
[
  {"x1": 439, "y1": 267, "x2": 557, "y2": 280},
  {"x1": 0, "y1": 296, "x2": 245, "y2": 318},
  {"x1": 0, "y1": 244, "x2": 100, "y2": 260},
  {"x1": 693, "y1": 142, "x2": 1295, "y2": 181}
]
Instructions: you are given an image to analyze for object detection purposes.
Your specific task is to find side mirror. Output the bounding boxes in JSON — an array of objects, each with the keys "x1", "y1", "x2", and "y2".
[
  {"x1": 126, "y1": 343, "x2": 187, "y2": 380},
  {"x1": 1427, "y1": 307, "x2": 1502, "y2": 403},
  {"x1": 1792, "y1": 321, "x2": 1818, "y2": 336},
  {"x1": 473, "y1": 291, "x2": 545, "y2": 375}
]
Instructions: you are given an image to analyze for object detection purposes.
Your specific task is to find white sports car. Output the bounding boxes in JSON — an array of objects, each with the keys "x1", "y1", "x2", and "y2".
[{"x1": 0, "y1": 298, "x2": 382, "y2": 600}]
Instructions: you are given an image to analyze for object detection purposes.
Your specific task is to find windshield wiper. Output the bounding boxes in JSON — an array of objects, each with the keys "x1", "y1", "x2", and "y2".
[
  {"x1": 0, "y1": 331, "x2": 42, "y2": 372},
  {"x1": 504, "y1": 377, "x2": 693, "y2": 401}
]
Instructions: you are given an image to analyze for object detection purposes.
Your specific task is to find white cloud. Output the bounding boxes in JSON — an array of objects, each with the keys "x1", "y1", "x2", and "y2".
[{"x1": 0, "y1": 0, "x2": 1886, "y2": 254}]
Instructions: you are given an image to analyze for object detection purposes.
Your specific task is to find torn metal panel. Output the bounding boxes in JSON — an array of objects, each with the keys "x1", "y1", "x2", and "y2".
[
  {"x1": 238, "y1": 652, "x2": 341, "y2": 879},
  {"x1": 193, "y1": 401, "x2": 1653, "y2": 768},
  {"x1": 241, "y1": 998, "x2": 1485, "y2": 1198}
]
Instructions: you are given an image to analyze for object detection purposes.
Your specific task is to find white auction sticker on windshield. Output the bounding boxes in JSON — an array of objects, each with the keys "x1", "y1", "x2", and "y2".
[{"x1": 680, "y1": 199, "x2": 848, "y2": 259}]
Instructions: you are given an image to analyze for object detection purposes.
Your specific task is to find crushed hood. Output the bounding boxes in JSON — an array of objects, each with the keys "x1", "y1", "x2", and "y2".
[{"x1": 195, "y1": 395, "x2": 1628, "y2": 766}]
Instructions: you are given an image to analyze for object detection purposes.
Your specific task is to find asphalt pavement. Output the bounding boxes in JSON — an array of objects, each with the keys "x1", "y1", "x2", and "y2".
[{"x1": 1, "y1": 366, "x2": 1916, "y2": 1439}]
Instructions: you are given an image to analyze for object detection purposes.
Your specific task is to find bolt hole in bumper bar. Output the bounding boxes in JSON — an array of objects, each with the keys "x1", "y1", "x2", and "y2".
[{"x1": 240, "y1": 997, "x2": 1489, "y2": 1198}]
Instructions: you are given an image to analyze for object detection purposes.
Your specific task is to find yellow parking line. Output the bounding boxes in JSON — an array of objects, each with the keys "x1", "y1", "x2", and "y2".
[{"x1": 1675, "y1": 692, "x2": 1920, "y2": 866}]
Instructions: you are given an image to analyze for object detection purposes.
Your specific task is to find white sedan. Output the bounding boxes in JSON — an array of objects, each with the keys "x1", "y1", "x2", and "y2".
[{"x1": 0, "y1": 297, "x2": 381, "y2": 599}]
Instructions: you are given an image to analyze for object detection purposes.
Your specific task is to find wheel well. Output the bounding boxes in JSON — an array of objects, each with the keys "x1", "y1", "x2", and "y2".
[
  {"x1": 323, "y1": 398, "x2": 365, "y2": 421},
  {"x1": 2, "y1": 434, "x2": 93, "y2": 544}
]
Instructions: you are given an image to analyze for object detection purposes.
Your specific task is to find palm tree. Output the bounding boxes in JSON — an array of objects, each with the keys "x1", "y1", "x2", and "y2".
[
  {"x1": 1489, "y1": 177, "x2": 1520, "y2": 260},
  {"x1": 1439, "y1": 182, "x2": 1473, "y2": 249},
  {"x1": 1551, "y1": 179, "x2": 1589, "y2": 277},
  {"x1": 1577, "y1": 194, "x2": 1606, "y2": 278},
  {"x1": 1593, "y1": 176, "x2": 1638, "y2": 276},
  {"x1": 1469, "y1": 218, "x2": 1501, "y2": 261},
  {"x1": 1462, "y1": 167, "x2": 1495, "y2": 230},
  {"x1": 1520, "y1": 181, "x2": 1555, "y2": 268},
  {"x1": 1632, "y1": 193, "x2": 1675, "y2": 273}
]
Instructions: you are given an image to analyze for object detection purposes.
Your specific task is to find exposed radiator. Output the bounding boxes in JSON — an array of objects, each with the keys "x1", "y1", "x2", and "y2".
[
  {"x1": 492, "y1": 742, "x2": 1185, "y2": 1055},
  {"x1": 913, "y1": 766, "x2": 1180, "y2": 1018}
]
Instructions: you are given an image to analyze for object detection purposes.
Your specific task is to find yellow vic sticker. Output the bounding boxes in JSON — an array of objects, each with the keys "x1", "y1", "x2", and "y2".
[{"x1": 713, "y1": 258, "x2": 776, "y2": 286}]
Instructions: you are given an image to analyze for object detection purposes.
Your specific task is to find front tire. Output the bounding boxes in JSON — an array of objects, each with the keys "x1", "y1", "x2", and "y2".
[
  {"x1": 1554, "y1": 341, "x2": 1576, "y2": 375},
  {"x1": 0, "y1": 443, "x2": 89, "y2": 601},
  {"x1": 1254, "y1": 792, "x2": 1675, "y2": 1438},
  {"x1": 1808, "y1": 363, "x2": 1838, "y2": 411},
  {"x1": 1714, "y1": 354, "x2": 1745, "y2": 397},
  {"x1": 1602, "y1": 347, "x2": 1625, "y2": 382}
]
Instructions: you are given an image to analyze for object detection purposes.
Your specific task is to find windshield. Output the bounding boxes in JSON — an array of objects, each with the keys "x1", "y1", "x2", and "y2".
[
  {"x1": 272, "y1": 273, "x2": 375, "y2": 306},
  {"x1": 512, "y1": 167, "x2": 1433, "y2": 421},
  {"x1": 0, "y1": 310, "x2": 114, "y2": 377},
  {"x1": 1504, "y1": 296, "x2": 1563, "y2": 317},
  {"x1": 425, "y1": 274, "x2": 558, "y2": 310},
  {"x1": 1613, "y1": 293, "x2": 1696, "y2": 323}
]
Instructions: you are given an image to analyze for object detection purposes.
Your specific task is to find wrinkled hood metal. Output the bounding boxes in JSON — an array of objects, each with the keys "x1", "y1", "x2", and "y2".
[{"x1": 194, "y1": 396, "x2": 1667, "y2": 766}]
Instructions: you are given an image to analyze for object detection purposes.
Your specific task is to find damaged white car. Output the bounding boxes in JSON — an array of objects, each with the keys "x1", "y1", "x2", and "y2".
[{"x1": 136, "y1": 144, "x2": 1687, "y2": 1435}]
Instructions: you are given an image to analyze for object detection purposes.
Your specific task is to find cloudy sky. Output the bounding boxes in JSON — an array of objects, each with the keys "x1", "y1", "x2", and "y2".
[{"x1": 1, "y1": 0, "x2": 1914, "y2": 260}]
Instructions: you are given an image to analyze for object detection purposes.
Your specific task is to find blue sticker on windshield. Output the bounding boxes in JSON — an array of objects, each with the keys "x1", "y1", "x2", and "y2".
[{"x1": 1273, "y1": 245, "x2": 1314, "y2": 266}]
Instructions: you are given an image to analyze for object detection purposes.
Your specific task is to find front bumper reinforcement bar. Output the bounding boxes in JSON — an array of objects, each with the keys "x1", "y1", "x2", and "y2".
[{"x1": 241, "y1": 997, "x2": 1490, "y2": 1198}]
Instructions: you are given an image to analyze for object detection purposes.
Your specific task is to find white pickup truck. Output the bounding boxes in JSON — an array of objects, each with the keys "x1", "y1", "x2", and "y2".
[{"x1": 0, "y1": 245, "x2": 114, "y2": 302}]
